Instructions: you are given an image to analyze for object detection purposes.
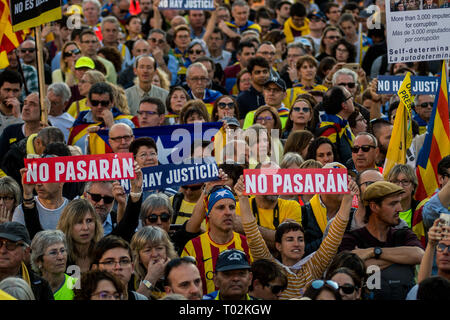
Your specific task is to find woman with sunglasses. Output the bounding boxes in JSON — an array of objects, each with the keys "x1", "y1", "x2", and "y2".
[
  {"x1": 282, "y1": 96, "x2": 318, "y2": 139},
  {"x1": 30, "y1": 230, "x2": 77, "y2": 300},
  {"x1": 52, "y1": 41, "x2": 82, "y2": 86},
  {"x1": 211, "y1": 95, "x2": 239, "y2": 122},
  {"x1": 130, "y1": 226, "x2": 178, "y2": 299},
  {"x1": 303, "y1": 279, "x2": 342, "y2": 300},
  {"x1": 234, "y1": 174, "x2": 358, "y2": 299},
  {"x1": 326, "y1": 267, "x2": 362, "y2": 300}
]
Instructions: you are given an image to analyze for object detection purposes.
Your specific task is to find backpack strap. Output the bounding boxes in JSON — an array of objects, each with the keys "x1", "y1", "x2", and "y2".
[
  {"x1": 171, "y1": 192, "x2": 185, "y2": 224},
  {"x1": 251, "y1": 197, "x2": 280, "y2": 229}
]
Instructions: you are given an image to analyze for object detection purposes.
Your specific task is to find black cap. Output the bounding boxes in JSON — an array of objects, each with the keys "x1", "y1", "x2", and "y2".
[
  {"x1": 215, "y1": 249, "x2": 251, "y2": 272},
  {"x1": 307, "y1": 11, "x2": 326, "y2": 21},
  {"x1": 264, "y1": 77, "x2": 287, "y2": 91},
  {"x1": 0, "y1": 222, "x2": 31, "y2": 245}
]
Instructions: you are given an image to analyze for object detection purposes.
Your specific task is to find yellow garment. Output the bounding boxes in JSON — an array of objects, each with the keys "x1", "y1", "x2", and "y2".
[
  {"x1": 169, "y1": 196, "x2": 207, "y2": 229},
  {"x1": 283, "y1": 85, "x2": 328, "y2": 109},
  {"x1": 67, "y1": 98, "x2": 88, "y2": 119},
  {"x1": 284, "y1": 17, "x2": 310, "y2": 44},
  {"x1": 309, "y1": 194, "x2": 328, "y2": 233},
  {"x1": 26, "y1": 134, "x2": 38, "y2": 155},
  {"x1": 21, "y1": 262, "x2": 31, "y2": 286},
  {"x1": 0, "y1": 290, "x2": 16, "y2": 300},
  {"x1": 235, "y1": 196, "x2": 302, "y2": 230}
]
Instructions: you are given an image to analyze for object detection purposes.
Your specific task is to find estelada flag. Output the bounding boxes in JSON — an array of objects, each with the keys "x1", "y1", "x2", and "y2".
[
  {"x1": 0, "y1": 0, "x2": 25, "y2": 68},
  {"x1": 415, "y1": 61, "x2": 450, "y2": 201}
]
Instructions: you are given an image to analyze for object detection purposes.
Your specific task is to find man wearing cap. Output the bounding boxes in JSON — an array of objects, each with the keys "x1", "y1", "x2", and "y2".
[
  {"x1": 0, "y1": 222, "x2": 54, "y2": 300},
  {"x1": 203, "y1": 249, "x2": 255, "y2": 300},
  {"x1": 307, "y1": 12, "x2": 327, "y2": 54},
  {"x1": 181, "y1": 185, "x2": 251, "y2": 295},
  {"x1": 339, "y1": 181, "x2": 424, "y2": 299}
]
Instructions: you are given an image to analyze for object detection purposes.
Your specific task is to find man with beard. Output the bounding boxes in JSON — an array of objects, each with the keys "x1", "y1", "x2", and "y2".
[
  {"x1": 370, "y1": 119, "x2": 393, "y2": 167},
  {"x1": 163, "y1": 257, "x2": 203, "y2": 300},
  {"x1": 234, "y1": 162, "x2": 302, "y2": 252}
]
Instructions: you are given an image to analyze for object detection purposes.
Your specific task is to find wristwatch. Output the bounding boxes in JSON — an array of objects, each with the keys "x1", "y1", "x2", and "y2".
[
  {"x1": 374, "y1": 247, "x2": 383, "y2": 259},
  {"x1": 142, "y1": 280, "x2": 153, "y2": 290}
]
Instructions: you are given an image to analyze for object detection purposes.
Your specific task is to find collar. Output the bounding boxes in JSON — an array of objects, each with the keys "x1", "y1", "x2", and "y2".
[
  {"x1": 190, "y1": 89, "x2": 205, "y2": 100},
  {"x1": 103, "y1": 213, "x2": 113, "y2": 227},
  {"x1": 137, "y1": 84, "x2": 153, "y2": 97}
]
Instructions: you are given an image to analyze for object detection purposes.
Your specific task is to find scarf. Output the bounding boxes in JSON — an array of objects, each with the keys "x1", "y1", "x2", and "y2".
[
  {"x1": 319, "y1": 113, "x2": 355, "y2": 147},
  {"x1": 283, "y1": 17, "x2": 310, "y2": 44},
  {"x1": 21, "y1": 262, "x2": 31, "y2": 286},
  {"x1": 309, "y1": 194, "x2": 328, "y2": 233}
]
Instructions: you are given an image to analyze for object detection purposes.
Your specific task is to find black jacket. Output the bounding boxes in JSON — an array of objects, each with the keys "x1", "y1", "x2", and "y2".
[{"x1": 237, "y1": 86, "x2": 265, "y2": 120}]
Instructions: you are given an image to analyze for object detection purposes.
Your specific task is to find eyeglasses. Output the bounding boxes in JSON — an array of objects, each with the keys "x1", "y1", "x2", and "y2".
[
  {"x1": 292, "y1": 107, "x2": 311, "y2": 113},
  {"x1": 391, "y1": 179, "x2": 412, "y2": 187},
  {"x1": 87, "y1": 192, "x2": 114, "y2": 204},
  {"x1": 63, "y1": 48, "x2": 81, "y2": 58},
  {"x1": 120, "y1": 9, "x2": 129, "y2": 14},
  {"x1": 266, "y1": 283, "x2": 286, "y2": 295},
  {"x1": 326, "y1": 35, "x2": 341, "y2": 40},
  {"x1": 189, "y1": 77, "x2": 209, "y2": 82},
  {"x1": 91, "y1": 291, "x2": 122, "y2": 300},
  {"x1": 419, "y1": 102, "x2": 433, "y2": 108},
  {"x1": 45, "y1": 248, "x2": 67, "y2": 257},
  {"x1": 259, "y1": 51, "x2": 276, "y2": 56},
  {"x1": 181, "y1": 185, "x2": 203, "y2": 191},
  {"x1": 21, "y1": 48, "x2": 35, "y2": 53},
  {"x1": 0, "y1": 195, "x2": 14, "y2": 201},
  {"x1": 188, "y1": 49, "x2": 204, "y2": 55},
  {"x1": 149, "y1": 38, "x2": 165, "y2": 44},
  {"x1": 98, "y1": 258, "x2": 132, "y2": 267},
  {"x1": 137, "y1": 110, "x2": 158, "y2": 116},
  {"x1": 90, "y1": 99, "x2": 110, "y2": 107},
  {"x1": 311, "y1": 280, "x2": 339, "y2": 290},
  {"x1": 109, "y1": 135, "x2": 134, "y2": 142},
  {"x1": 338, "y1": 82, "x2": 356, "y2": 88},
  {"x1": 256, "y1": 116, "x2": 274, "y2": 122},
  {"x1": 0, "y1": 239, "x2": 25, "y2": 251},
  {"x1": 218, "y1": 102, "x2": 235, "y2": 109},
  {"x1": 437, "y1": 243, "x2": 450, "y2": 253},
  {"x1": 339, "y1": 283, "x2": 357, "y2": 294},
  {"x1": 351, "y1": 145, "x2": 376, "y2": 153},
  {"x1": 137, "y1": 152, "x2": 157, "y2": 159},
  {"x1": 146, "y1": 213, "x2": 171, "y2": 223}
]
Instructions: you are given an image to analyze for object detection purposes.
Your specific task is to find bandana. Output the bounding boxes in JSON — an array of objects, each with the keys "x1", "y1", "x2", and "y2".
[{"x1": 205, "y1": 187, "x2": 236, "y2": 216}]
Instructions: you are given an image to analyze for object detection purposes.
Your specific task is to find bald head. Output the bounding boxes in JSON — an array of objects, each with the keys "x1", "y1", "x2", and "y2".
[
  {"x1": 108, "y1": 123, "x2": 134, "y2": 153},
  {"x1": 20, "y1": 40, "x2": 37, "y2": 65},
  {"x1": 171, "y1": 15, "x2": 188, "y2": 29},
  {"x1": 132, "y1": 39, "x2": 151, "y2": 57}
]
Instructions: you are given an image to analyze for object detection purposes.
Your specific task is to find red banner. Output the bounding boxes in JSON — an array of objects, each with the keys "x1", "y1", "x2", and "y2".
[
  {"x1": 24, "y1": 153, "x2": 135, "y2": 184},
  {"x1": 243, "y1": 168, "x2": 349, "y2": 195}
]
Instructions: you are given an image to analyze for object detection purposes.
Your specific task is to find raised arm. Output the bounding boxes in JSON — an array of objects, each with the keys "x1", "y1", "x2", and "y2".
[{"x1": 418, "y1": 219, "x2": 445, "y2": 282}]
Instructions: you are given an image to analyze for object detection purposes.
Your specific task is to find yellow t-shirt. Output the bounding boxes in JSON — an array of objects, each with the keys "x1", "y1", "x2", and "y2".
[
  {"x1": 235, "y1": 197, "x2": 302, "y2": 230},
  {"x1": 169, "y1": 196, "x2": 207, "y2": 229},
  {"x1": 67, "y1": 98, "x2": 89, "y2": 119}
]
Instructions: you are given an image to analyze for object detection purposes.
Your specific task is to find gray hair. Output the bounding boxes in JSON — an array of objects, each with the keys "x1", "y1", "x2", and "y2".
[
  {"x1": 48, "y1": 82, "x2": 72, "y2": 104},
  {"x1": 140, "y1": 193, "x2": 173, "y2": 224},
  {"x1": 82, "y1": 0, "x2": 101, "y2": 10},
  {"x1": 0, "y1": 176, "x2": 21, "y2": 209},
  {"x1": 287, "y1": 42, "x2": 306, "y2": 54},
  {"x1": 101, "y1": 15, "x2": 120, "y2": 30},
  {"x1": 0, "y1": 277, "x2": 35, "y2": 300},
  {"x1": 84, "y1": 180, "x2": 114, "y2": 193},
  {"x1": 186, "y1": 62, "x2": 208, "y2": 79},
  {"x1": 187, "y1": 39, "x2": 208, "y2": 53},
  {"x1": 36, "y1": 126, "x2": 65, "y2": 146},
  {"x1": 332, "y1": 68, "x2": 357, "y2": 85},
  {"x1": 280, "y1": 152, "x2": 304, "y2": 168},
  {"x1": 232, "y1": 0, "x2": 249, "y2": 8},
  {"x1": 148, "y1": 28, "x2": 167, "y2": 39},
  {"x1": 355, "y1": 132, "x2": 378, "y2": 147},
  {"x1": 30, "y1": 230, "x2": 67, "y2": 275}
]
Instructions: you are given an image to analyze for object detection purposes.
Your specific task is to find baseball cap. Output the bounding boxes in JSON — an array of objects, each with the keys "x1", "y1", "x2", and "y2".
[
  {"x1": 264, "y1": 77, "x2": 287, "y2": 91},
  {"x1": 75, "y1": 56, "x2": 95, "y2": 70},
  {"x1": 307, "y1": 11, "x2": 326, "y2": 21},
  {"x1": 215, "y1": 249, "x2": 251, "y2": 272},
  {"x1": 220, "y1": 117, "x2": 240, "y2": 128},
  {"x1": 362, "y1": 181, "x2": 405, "y2": 206},
  {"x1": 0, "y1": 222, "x2": 31, "y2": 245}
]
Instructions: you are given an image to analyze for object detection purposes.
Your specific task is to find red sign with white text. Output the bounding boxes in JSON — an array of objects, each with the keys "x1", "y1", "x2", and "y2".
[
  {"x1": 24, "y1": 153, "x2": 135, "y2": 184},
  {"x1": 243, "y1": 168, "x2": 349, "y2": 195}
]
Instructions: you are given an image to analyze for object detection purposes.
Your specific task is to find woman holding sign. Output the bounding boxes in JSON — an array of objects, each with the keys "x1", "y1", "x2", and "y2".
[{"x1": 234, "y1": 174, "x2": 358, "y2": 299}]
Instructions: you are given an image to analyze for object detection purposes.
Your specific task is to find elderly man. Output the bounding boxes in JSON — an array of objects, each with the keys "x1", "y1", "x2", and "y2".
[
  {"x1": 137, "y1": 97, "x2": 166, "y2": 128},
  {"x1": 83, "y1": 0, "x2": 101, "y2": 28},
  {"x1": 413, "y1": 95, "x2": 434, "y2": 135},
  {"x1": 256, "y1": 42, "x2": 279, "y2": 77},
  {"x1": 0, "y1": 222, "x2": 54, "y2": 300},
  {"x1": 147, "y1": 29, "x2": 178, "y2": 85},
  {"x1": 108, "y1": 123, "x2": 134, "y2": 154},
  {"x1": 101, "y1": 16, "x2": 133, "y2": 71},
  {"x1": 186, "y1": 62, "x2": 222, "y2": 115},
  {"x1": 47, "y1": 83, "x2": 75, "y2": 142},
  {"x1": 347, "y1": 132, "x2": 380, "y2": 174},
  {"x1": 118, "y1": 39, "x2": 151, "y2": 89},
  {"x1": 19, "y1": 40, "x2": 51, "y2": 86},
  {"x1": 224, "y1": 0, "x2": 261, "y2": 38},
  {"x1": 125, "y1": 55, "x2": 169, "y2": 116}
]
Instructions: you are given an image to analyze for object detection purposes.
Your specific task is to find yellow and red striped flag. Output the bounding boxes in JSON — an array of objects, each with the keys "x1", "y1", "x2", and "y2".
[{"x1": 0, "y1": 0, "x2": 25, "y2": 68}]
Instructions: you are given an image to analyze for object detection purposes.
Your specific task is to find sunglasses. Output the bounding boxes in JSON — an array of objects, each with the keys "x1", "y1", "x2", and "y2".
[
  {"x1": 90, "y1": 100, "x2": 110, "y2": 107},
  {"x1": 109, "y1": 135, "x2": 134, "y2": 142},
  {"x1": 21, "y1": 48, "x2": 35, "y2": 53},
  {"x1": 181, "y1": 185, "x2": 203, "y2": 191},
  {"x1": 87, "y1": 192, "x2": 114, "y2": 204},
  {"x1": 149, "y1": 38, "x2": 165, "y2": 44},
  {"x1": 419, "y1": 102, "x2": 433, "y2": 108},
  {"x1": 437, "y1": 243, "x2": 450, "y2": 252},
  {"x1": 256, "y1": 116, "x2": 273, "y2": 121},
  {"x1": 0, "y1": 239, "x2": 26, "y2": 251},
  {"x1": 338, "y1": 82, "x2": 356, "y2": 88},
  {"x1": 339, "y1": 283, "x2": 357, "y2": 295},
  {"x1": 218, "y1": 102, "x2": 235, "y2": 109},
  {"x1": 311, "y1": 280, "x2": 339, "y2": 290},
  {"x1": 292, "y1": 107, "x2": 311, "y2": 113},
  {"x1": 63, "y1": 48, "x2": 81, "y2": 58},
  {"x1": 266, "y1": 283, "x2": 285, "y2": 295},
  {"x1": 146, "y1": 213, "x2": 171, "y2": 223},
  {"x1": 189, "y1": 50, "x2": 204, "y2": 55},
  {"x1": 351, "y1": 145, "x2": 376, "y2": 153}
]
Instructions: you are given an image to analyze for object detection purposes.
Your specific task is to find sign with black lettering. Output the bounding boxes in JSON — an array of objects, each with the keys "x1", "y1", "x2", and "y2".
[{"x1": 10, "y1": 0, "x2": 62, "y2": 32}]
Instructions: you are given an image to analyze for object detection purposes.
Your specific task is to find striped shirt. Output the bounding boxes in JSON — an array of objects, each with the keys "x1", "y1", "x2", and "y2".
[
  {"x1": 242, "y1": 212, "x2": 348, "y2": 300},
  {"x1": 181, "y1": 232, "x2": 252, "y2": 295}
]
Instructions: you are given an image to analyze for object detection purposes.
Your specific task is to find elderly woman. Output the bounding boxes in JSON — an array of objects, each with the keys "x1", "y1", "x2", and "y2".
[
  {"x1": 165, "y1": 86, "x2": 191, "y2": 124},
  {"x1": 30, "y1": 230, "x2": 77, "y2": 300},
  {"x1": 73, "y1": 270, "x2": 125, "y2": 300},
  {"x1": 0, "y1": 176, "x2": 21, "y2": 224},
  {"x1": 131, "y1": 226, "x2": 178, "y2": 299}
]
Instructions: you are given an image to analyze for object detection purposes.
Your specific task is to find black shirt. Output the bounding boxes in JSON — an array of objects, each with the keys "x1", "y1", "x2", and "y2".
[{"x1": 236, "y1": 86, "x2": 265, "y2": 120}]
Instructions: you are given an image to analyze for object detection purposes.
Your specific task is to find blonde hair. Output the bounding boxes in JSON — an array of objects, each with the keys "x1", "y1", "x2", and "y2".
[
  {"x1": 111, "y1": 83, "x2": 130, "y2": 115},
  {"x1": 84, "y1": 70, "x2": 106, "y2": 84},
  {"x1": 154, "y1": 68, "x2": 170, "y2": 91}
]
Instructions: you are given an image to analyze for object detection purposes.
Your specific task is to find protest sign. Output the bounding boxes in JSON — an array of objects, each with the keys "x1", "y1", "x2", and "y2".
[
  {"x1": 24, "y1": 153, "x2": 135, "y2": 184},
  {"x1": 377, "y1": 75, "x2": 448, "y2": 94},
  {"x1": 385, "y1": 1, "x2": 450, "y2": 63},
  {"x1": 243, "y1": 168, "x2": 349, "y2": 195},
  {"x1": 9, "y1": 0, "x2": 62, "y2": 32},
  {"x1": 158, "y1": 0, "x2": 214, "y2": 10},
  {"x1": 120, "y1": 161, "x2": 219, "y2": 192}
]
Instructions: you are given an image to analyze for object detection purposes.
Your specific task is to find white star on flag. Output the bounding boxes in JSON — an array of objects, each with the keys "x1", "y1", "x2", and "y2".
[{"x1": 156, "y1": 137, "x2": 177, "y2": 164}]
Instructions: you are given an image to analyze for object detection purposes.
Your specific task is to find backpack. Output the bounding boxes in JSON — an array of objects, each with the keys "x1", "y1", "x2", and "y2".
[{"x1": 171, "y1": 192, "x2": 189, "y2": 224}]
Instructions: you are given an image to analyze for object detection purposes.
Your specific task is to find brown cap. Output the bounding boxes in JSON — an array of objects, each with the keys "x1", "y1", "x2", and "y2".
[{"x1": 362, "y1": 181, "x2": 405, "y2": 206}]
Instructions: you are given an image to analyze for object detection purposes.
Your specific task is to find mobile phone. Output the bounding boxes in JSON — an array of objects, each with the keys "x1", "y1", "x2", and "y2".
[
  {"x1": 343, "y1": 63, "x2": 359, "y2": 72},
  {"x1": 439, "y1": 213, "x2": 450, "y2": 227}
]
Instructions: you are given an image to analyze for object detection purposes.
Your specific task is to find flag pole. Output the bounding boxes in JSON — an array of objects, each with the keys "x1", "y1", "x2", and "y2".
[{"x1": 35, "y1": 25, "x2": 48, "y2": 125}]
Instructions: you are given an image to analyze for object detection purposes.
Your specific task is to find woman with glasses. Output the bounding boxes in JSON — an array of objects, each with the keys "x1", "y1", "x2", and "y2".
[
  {"x1": 52, "y1": 41, "x2": 82, "y2": 86},
  {"x1": 326, "y1": 267, "x2": 362, "y2": 300},
  {"x1": 131, "y1": 226, "x2": 178, "y2": 299},
  {"x1": 211, "y1": 95, "x2": 239, "y2": 122},
  {"x1": 317, "y1": 26, "x2": 342, "y2": 62},
  {"x1": 165, "y1": 86, "x2": 191, "y2": 125},
  {"x1": 57, "y1": 199, "x2": 104, "y2": 273},
  {"x1": 30, "y1": 230, "x2": 77, "y2": 300},
  {"x1": 303, "y1": 279, "x2": 342, "y2": 300},
  {"x1": 331, "y1": 38, "x2": 356, "y2": 63},
  {"x1": 74, "y1": 270, "x2": 125, "y2": 300},
  {"x1": 0, "y1": 176, "x2": 21, "y2": 224}
]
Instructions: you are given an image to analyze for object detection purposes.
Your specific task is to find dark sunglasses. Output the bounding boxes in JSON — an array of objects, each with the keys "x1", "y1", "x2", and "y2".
[
  {"x1": 351, "y1": 145, "x2": 376, "y2": 153},
  {"x1": 311, "y1": 280, "x2": 339, "y2": 290},
  {"x1": 87, "y1": 192, "x2": 114, "y2": 204},
  {"x1": 437, "y1": 243, "x2": 450, "y2": 252},
  {"x1": 266, "y1": 283, "x2": 285, "y2": 295},
  {"x1": 188, "y1": 49, "x2": 204, "y2": 55},
  {"x1": 181, "y1": 185, "x2": 203, "y2": 191},
  {"x1": 339, "y1": 283, "x2": 357, "y2": 294},
  {"x1": 63, "y1": 48, "x2": 81, "y2": 58},
  {"x1": 146, "y1": 213, "x2": 171, "y2": 223},
  {"x1": 90, "y1": 100, "x2": 110, "y2": 107},
  {"x1": 217, "y1": 102, "x2": 234, "y2": 109},
  {"x1": 149, "y1": 38, "x2": 165, "y2": 44},
  {"x1": 292, "y1": 107, "x2": 311, "y2": 113},
  {"x1": 21, "y1": 48, "x2": 35, "y2": 53},
  {"x1": 0, "y1": 239, "x2": 26, "y2": 251},
  {"x1": 337, "y1": 82, "x2": 356, "y2": 88},
  {"x1": 120, "y1": 9, "x2": 129, "y2": 14},
  {"x1": 419, "y1": 102, "x2": 433, "y2": 108}
]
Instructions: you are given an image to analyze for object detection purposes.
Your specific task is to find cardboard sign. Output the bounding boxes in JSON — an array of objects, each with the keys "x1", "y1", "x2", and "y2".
[
  {"x1": 10, "y1": 0, "x2": 62, "y2": 32},
  {"x1": 120, "y1": 161, "x2": 219, "y2": 192},
  {"x1": 24, "y1": 153, "x2": 135, "y2": 184},
  {"x1": 158, "y1": 0, "x2": 214, "y2": 10},
  {"x1": 243, "y1": 168, "x2": 349, "y2": 195}
]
